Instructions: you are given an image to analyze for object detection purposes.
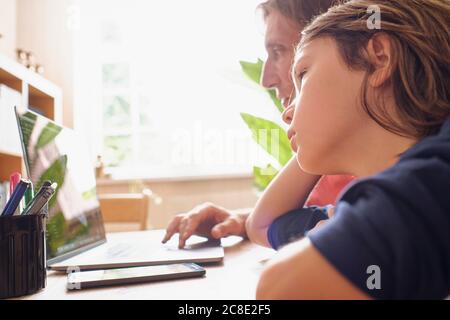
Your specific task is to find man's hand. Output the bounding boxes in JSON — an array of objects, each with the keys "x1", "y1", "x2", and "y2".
[{"x1": 162, "y1": 203, "x2": 250, "y2": 248}]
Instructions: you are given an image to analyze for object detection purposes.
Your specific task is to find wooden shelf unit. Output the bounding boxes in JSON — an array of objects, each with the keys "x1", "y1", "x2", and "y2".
[{"x1": 0, "y1": 53, "x2": 62, "y2": 181}]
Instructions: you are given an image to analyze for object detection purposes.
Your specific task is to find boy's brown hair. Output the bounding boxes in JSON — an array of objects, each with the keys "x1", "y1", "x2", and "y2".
[{"x1": 299, "y1": 0, "x2": 450, "y2": 138}]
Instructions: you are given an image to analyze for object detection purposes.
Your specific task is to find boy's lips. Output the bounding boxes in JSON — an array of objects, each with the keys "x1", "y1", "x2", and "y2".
[
  {"x1": 288, "y1": 130, "x2": 297, "y2": 151},
  {"x1": 287, "y1": 129, "x2": 295, "y2": 141},
  {"x1": 290, "y1": 135, "x2": 298, "y2": 152}
]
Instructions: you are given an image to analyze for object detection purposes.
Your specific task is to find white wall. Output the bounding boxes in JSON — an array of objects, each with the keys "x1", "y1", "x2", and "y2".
[
  {"x1": 0, "y1": 0, "x2": 17, "y2": 59},
  {"x1": 16, "y1": 0, "x2": 75, "y2": 127}
]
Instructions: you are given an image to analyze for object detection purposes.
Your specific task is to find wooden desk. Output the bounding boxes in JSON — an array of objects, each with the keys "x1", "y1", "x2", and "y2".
[{"x1": 20, "y1": 230, "x2": 276, "y2": 300}]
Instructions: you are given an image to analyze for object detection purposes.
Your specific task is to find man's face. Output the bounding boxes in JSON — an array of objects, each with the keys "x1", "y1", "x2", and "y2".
[{"x1": 261, "y1": 10, "x2": 301, "y2": 109}]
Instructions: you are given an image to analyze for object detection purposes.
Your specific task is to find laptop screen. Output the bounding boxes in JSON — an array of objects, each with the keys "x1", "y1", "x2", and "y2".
[{"x1": 15, "y1": 107, "x2": 106, "y2": 262}]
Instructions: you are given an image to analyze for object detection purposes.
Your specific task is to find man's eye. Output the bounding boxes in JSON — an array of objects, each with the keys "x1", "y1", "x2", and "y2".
[
  {"x1": 272, "y1": 50, "x2": 281, "y2": 60},
  {"x1": 272, "y1": 47, "x2": 284, "y2": 59}
]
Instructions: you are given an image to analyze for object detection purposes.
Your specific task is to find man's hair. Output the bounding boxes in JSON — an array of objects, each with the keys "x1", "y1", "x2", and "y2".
[
  {"x1": 299, "y1": 0, "x2": 450, "y2": 138},
  {"x1": 258, "y1": 0, "x2": 338, "y2": 26}
]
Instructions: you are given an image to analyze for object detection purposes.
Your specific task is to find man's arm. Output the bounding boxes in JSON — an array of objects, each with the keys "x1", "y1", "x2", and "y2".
[
  {"x1": 256, "y1": 237, "x2": 370, "y2": 300},
  {"x1": 246, "y1": 157, "x2": 320, "y2": 247}
]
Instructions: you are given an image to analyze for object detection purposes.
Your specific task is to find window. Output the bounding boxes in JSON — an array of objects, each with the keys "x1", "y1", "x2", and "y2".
[{"x1": 73, "y1": 0, "x2": 282, "y2": 179}]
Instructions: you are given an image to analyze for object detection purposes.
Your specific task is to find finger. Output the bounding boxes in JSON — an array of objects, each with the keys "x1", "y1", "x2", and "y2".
[
  {"x1": 327, "y1": 206, "x2": 335, "y2": 218},
  {"x1": 178, "y1": 218, "x2": 200, "y2": 248},
  {"x1": 211, "y1": 219, "x2": 239, "y2": 239},
  {"x1": 162, "y1": 216, "x2": 183, "y2": 243},
  {"x1": 313, "y1": 220, "x2": 327, "y2": 231}
]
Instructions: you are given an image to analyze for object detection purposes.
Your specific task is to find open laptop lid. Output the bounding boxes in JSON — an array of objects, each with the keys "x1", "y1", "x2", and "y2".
[{"x1": 15, "y1": 107, "x2": 106, "y2": 264}]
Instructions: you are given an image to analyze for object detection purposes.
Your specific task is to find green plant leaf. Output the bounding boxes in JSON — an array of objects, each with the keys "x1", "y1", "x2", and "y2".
[
  {"x1": 241, "y1": 113, "x2": 293, "y2": 166},
  {"x1": 37, "y1": 155, "x2": 67, "y2": 209},
  {"x1": 36, "y1": 122, "x2": 63, "y2": 149},
  {"x1": 46, "y1": 211, "x2": 67, "y2": 257},
  {"x1": 239, "y1": 59, "x2": 264, "y2": 85},
  {"x1": 239, "y1": 59, "x2": 284, "y2": 113},
  {"x1": 17, "y1": 111, "x2": 37, "y2": 151},
  {"x1": 253, "y1": 165, "x2": 278, "y2": 191},
  {"x1": 268, "y1": 89, "x2": 284, "y2": 113}
]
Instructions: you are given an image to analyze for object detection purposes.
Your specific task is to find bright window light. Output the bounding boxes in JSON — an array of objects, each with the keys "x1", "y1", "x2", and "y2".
[{"x1": 73, "y1": 0, "x2": 283, "y2": 179}]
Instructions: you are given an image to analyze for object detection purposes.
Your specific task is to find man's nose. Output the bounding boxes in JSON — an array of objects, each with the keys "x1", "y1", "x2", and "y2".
[
  {"x1": 261, "y1": 60, "x2": 278, "y2": 90},
  {"x1": 282, "y1": 103, "x2": 295, "y2": 125}
]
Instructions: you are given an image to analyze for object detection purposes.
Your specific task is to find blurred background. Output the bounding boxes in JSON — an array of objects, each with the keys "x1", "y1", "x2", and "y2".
[{"x1": 0, "y1": 0, "x2": 289, "y2": 230}]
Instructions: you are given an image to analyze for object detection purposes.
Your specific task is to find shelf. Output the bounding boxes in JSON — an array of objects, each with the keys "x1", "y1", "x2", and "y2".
[
  {"x1": 0, "y1": 52, "x2": 62, "y2": 180},
  {"x1": 29, "y1": 84, "x2": 55, "y2": 119},
  {"x1": 0, "y1": 153, "x2": 23, "y2": 182},
  {"x1": 0, "y1": 53, "x2": 61, "y2": 101},
  {"x1": 0, "y1": 68, "x2": 22, "y2": 93}
]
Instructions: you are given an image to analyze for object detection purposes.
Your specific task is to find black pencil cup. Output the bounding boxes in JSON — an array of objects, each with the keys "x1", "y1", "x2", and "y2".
[{"x1": 0, "y1": 205, "x2": 47, "y2": 299}]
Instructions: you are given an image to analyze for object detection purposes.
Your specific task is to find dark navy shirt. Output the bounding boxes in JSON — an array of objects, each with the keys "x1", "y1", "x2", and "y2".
[
  {"x1": 267, "y1": 206, "x2": 329, "y2": 250},
  {"x1": 268, "y1": 117, "x2": 450, "y2": 299}
]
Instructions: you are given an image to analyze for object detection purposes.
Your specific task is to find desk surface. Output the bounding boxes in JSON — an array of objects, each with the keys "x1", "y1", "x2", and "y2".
[{"x1": 20, "y1": 230, "x2": 275, "y2": 300}]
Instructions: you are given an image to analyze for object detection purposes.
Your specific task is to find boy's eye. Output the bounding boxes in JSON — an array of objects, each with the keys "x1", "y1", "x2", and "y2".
[{"x1": 298, "y1": 69, "x2": 307, "y2": 80}]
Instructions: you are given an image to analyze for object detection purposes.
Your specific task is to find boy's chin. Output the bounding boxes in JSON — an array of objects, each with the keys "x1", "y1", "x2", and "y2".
[
  {"x1": 296, "y1": 154, "x2": 317, "y2": 175},
  {"x1": 296, "y1": 153, "x2": 329, "y2": 176}
]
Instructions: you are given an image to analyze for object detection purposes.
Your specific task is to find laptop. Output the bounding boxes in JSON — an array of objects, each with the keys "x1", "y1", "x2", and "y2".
[{"x1": 14, "y1": 107, "x2": 224, "y2": 272}]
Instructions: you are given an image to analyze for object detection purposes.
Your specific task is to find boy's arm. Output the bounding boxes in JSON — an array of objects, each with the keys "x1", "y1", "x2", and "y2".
[
  {"x1": 256, "y1": 238, "x2": 370, "y2": 299},
  {"x1": 246, "y1": 157, "x2": 320, "y2": 247}
]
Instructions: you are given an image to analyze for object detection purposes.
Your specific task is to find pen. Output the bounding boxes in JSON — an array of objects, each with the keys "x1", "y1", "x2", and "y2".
[
  {"x1": 1, "y1": 179, "x2": 31, "y2": 217},
  {"x1": 22, "y1": 182, "x2": 57, "y2": 215},
  {"x1": 24, "y1": 181, "x2": 34, "y2": 207},
  {"x1": 39, "y1": 180, "x2": 52, "y2": 189},
  {"x1": 9, "y1": 172, "x2": 21, "y2": 197}
]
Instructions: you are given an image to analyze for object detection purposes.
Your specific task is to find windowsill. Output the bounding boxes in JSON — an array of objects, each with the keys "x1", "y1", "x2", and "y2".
[{"x1": 96, "y1": 168, "x2": 254, "y2": 185}]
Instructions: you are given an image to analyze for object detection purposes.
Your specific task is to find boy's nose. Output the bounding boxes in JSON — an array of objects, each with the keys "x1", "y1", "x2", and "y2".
[{"x1": 282, "y1": 103, "x2": 294, "y2": 125}]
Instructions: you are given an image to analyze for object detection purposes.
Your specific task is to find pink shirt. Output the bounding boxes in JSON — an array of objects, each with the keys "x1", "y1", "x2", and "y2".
[{"x1": 305, "y1": 175, "x2": 355, "y2": 207}]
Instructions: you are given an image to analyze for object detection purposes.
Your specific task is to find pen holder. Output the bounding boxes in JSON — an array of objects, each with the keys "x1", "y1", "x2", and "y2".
[{"x1": 0, "y1": 205, "x2": 48, "y2": 299}]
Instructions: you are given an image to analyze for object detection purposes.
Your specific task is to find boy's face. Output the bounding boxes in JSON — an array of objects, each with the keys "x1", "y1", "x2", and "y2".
[
  {"x1": 261, "y1": 10, "x2": 301, "y2": 109},
  {"x1": 288, "y1": 37, "x2": 370, "y2": 175}
]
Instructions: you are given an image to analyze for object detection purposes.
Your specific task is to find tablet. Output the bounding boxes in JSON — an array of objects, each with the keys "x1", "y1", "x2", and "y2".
[{"x1": 67, "y1": 263, "x2": 205, "y2": 290}]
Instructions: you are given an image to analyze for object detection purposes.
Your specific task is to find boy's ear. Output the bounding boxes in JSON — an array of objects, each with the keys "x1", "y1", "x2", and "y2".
[{"x1": 367, "y1": 32, "x2": 394, "y2": 88}]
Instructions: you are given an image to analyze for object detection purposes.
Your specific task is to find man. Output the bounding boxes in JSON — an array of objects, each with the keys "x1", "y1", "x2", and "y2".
[{"x1": 162, "y1": 0, "x2": 354, "y2": 249}]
